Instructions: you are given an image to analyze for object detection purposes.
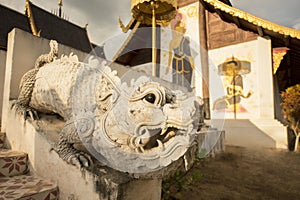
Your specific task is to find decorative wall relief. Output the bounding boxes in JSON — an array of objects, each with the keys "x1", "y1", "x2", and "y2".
[
  {"x1": 165, "y1": 11, "x2": 195, "y2": 88},
  {"x1": 161, "y1": 2, "x2": 201, "y2": 93},
  {"x1": 213, "y1": 57, "x2": 253, "y2": 114}
]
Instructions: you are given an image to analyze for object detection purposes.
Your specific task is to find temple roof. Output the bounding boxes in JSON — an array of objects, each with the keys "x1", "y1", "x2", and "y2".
[
  {"x1": 113, "y1": 24, "x2": 155, "y2": 67},
  {"x1": 202, "y1": 0, "x2": 300, "y2": 40},
  {"x1": 177, "y1": 0, "x2": 300, "y2": 52},
  {"x1": 0, "y1": 1, "x2": 98, "y2": 54},
  {"x1": 0, "y1": 4, "x2": 30, "y2": 50},
  {"x1": 25, "y1": 1, "x2": 93, "y2": 53}
]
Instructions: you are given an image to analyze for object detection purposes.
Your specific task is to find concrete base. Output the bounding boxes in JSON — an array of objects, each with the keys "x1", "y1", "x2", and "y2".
[
  {"x1": 197, "y1": 128, "x2": 225, "y2": 157},
  {"x1": 212, "y1": 119, "x2": 287, "y2": 149},
  {"x1": 5, "y1": 102, "x2": 162, "y2": 200}
]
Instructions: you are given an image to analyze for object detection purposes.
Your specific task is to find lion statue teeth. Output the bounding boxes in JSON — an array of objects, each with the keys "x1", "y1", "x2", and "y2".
[{"x1": 14, "y1": 40, "x2": 201, "y2": 175}]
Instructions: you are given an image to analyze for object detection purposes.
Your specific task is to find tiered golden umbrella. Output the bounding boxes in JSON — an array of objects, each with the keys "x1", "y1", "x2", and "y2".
[{"x1": 131, "y1": 0, "x2": 177, "y2": 76}]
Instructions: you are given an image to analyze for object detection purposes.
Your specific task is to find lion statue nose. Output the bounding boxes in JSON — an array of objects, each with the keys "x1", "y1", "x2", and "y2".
[{"x1": 163, "y1": 95, "x2": 198, "y2": 130}]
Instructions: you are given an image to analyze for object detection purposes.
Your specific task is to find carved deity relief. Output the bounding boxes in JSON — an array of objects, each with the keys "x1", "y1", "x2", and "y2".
[
  {"x1": 213, "y1": 57, "x2": 253, "y2": 113},
  {"x1": 165, "y1": 11, "x2": 195, "y2": 89}
]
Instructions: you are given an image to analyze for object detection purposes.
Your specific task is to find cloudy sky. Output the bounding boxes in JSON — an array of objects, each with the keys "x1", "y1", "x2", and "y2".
[{"x1": 1, "y1": 0, "x2": 300, "y2": 45}]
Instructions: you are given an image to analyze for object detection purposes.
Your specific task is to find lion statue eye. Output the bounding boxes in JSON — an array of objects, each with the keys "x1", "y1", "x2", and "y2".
[{"x1": 144, "y1": 93, "x2": 156, "y2": 104}]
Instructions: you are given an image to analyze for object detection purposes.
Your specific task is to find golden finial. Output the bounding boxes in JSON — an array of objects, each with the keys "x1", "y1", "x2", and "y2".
[{"x1": 58, "y1": 0, "x2": 63, "y2": 18}]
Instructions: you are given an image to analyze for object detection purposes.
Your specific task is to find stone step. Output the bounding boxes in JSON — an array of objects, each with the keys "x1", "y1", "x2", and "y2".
[
  {"x1": 216, "y1": 119, "x2": 288, "y2": 149},
  {"x1": 0, "y1": 150, "x2": 28, "y2": 177},
  {"x1": 250, "y1": 119, "x2": 285, "y2": 127},
  {"x1": 0, "y1": 133, "x2": 5, "y2": 148},
  {"x1": 0, "y1": 175, "x2": 58, "y2": 200}
]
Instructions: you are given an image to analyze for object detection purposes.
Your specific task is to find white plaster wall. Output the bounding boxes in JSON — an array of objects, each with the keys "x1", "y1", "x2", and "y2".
[
  {"x1": 207, "y1": 38, "x2": 287, "y2": 148},
  {"x1": 160, "y1": 2, "x2": 202, "y2": 95},
  {"x1": 180, "y1": 2, "x2": 202, "y2": 95},
  {"x1": 0, "y1": 50, "x2": 6, "y2": 121},
  {"x1": 1, "y1": 28, "x2": 89, "y2": 132},
  {"x1": 208, "y1": 37, "x2": 274, "y2": 120},
  {"x1": 257, "y1": 37, "x2": 274, "y2": 119}
]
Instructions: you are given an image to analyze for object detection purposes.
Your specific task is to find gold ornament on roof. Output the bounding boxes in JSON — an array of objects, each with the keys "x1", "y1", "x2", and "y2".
[
  {"x1": 58, "y1": 0, "x2": 63, "y2": 6},
  {"x1": 25, "y1": 0, "x2": 40, "y2": 37},
  {"x1": 130, "y1": 0, "x2": 177, "y2": 77},
  {"x1": 272, "y1": 47, "x2": 289, "y2": 74},
  {"x1": 131, "y1": 0, "x2": 177, "y2": 25}
]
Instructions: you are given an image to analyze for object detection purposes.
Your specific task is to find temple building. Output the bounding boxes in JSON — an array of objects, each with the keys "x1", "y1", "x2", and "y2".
[
  {"x1": 111, "y1": 0, "x2": 300, "y2": 148},
  {"x1": 0, "y1": 1, "x2": 299, "y2": 198},
  {"x1": 1, "y1": 0, "x2": 299, "y2": 148}
]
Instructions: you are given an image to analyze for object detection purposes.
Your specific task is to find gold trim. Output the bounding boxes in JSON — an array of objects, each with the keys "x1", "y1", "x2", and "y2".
[
  {"x1": 131, "y1": 0, "x2": 177, "y2": 25},
  {"x1": 118, "y1": 17, "x2": 136, "y2": 33},
  {"x1": 111, "y1": 20, "x2": 141, "y2": 62},
  {"x1": 131, "y1": 0, "x2": 177, "y2": 11},
  {"x1": 203, "y1": 0, "x2": 300, "y2": 39},
  {"x1": 273, "y1": 52, "x2": 286, "y2": 74},
  {"x1": 272, "y1": 48, "x2": 289, "y2": 74},
  {"x1": 151, "y1": 1, "x2": 157, "y2": 76},
  {"x1": 25, "y1": 0, "x2": 40, "y2": 37}
]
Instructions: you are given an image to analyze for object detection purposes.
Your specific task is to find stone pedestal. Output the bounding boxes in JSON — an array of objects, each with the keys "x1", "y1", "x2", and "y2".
[
  {"x1": 5, "y1": 104, "x2": 162, "y2": 200},
  {"x1": 197, "y1": 127, "x2": 225, "y2": 157}
]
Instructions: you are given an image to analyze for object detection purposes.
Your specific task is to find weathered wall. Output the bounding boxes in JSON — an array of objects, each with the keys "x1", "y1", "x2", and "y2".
[
  {"x1": 0, "y1": 50, "x2": 6, "y2": 122},
  {"x1": 1, "y1": 28, "x2": 89, "y2": 132},
  {"x1": 208, "y1": 37, "x2": 274, "y2": 119},
  {"x1": 208, "y1": 37, "x2": 287, "y2": 148}
]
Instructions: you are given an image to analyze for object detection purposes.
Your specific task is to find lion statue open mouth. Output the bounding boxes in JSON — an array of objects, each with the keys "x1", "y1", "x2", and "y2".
[
  {"x1": 76, "y1": 65, "x2": 200, "y2": 174},
  {"x1": 15, "y1": 40, "x2": 201, "y2": 175}
]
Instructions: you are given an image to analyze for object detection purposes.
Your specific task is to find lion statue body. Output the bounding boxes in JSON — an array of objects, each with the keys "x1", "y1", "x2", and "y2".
[{"x1": 15, "y1": 41, "x2": 201, "y2": 174}]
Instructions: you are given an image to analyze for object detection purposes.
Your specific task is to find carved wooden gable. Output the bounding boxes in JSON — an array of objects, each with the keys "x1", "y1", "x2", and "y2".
[{"x1": 206, "y1": 12, "x2": 257, "y2": 50}]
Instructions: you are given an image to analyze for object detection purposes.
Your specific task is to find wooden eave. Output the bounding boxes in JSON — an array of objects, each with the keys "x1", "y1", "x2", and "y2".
[{"x1": 200, "y1": 0, "x2": 300, "y2": 51}]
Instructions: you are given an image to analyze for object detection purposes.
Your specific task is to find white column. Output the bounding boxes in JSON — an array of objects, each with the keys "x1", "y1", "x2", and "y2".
[{"x1": 257, "y1": 37, "x2": 274, "y2": 119}]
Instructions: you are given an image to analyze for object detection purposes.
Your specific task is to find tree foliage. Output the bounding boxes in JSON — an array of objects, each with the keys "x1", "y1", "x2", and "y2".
[{"x1": 281, "y1": 84, "x2": 300, "y2": 135}]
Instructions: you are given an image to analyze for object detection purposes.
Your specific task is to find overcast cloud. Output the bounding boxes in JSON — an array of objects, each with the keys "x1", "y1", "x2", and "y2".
[
  {"x1": 1, "y1": 0, "x2": 300, "y2": 45},
  {"x1": 231, "y1": 0, "x2": 300, "y2": 29}
]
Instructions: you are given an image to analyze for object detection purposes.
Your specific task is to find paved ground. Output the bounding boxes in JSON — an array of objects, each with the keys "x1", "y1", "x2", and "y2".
[{"x1": 162, "y1": 145, "x2": 300, "y2": 200}]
